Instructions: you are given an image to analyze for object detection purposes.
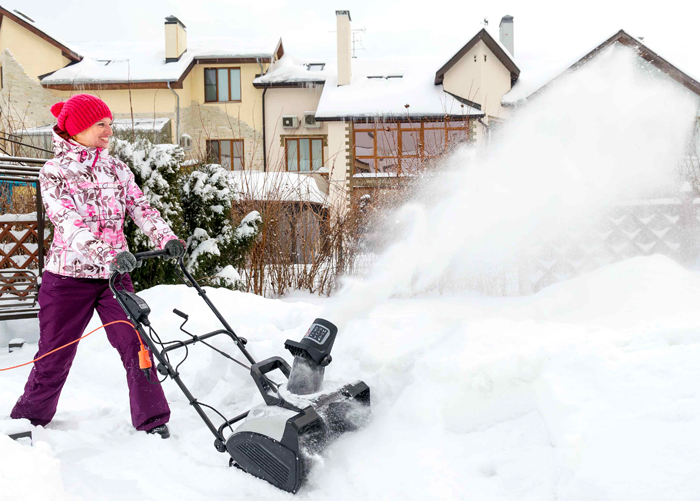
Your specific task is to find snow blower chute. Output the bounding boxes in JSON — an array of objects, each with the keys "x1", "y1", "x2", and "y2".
[{"x1": 109, "y1": 249, "x2": 370, "y2": 494}]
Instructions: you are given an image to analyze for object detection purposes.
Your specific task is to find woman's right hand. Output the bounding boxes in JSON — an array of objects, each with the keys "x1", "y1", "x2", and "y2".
[{"x1": 110, "y1": 251, "x2": 138, "y2": 274}]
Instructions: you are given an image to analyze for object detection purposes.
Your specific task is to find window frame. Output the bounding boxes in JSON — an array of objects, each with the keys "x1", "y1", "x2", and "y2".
[
  {"x1": 352, "y1": 119, "x2": 471, "y2": 175},
  {"x1": 284, "y1": 137, "x2": 325, "y2": 173},
  {"x1": 204, "y1": 67, "x2": 242, "y2": 103},
  {"x1": 206, "y1": 139, "x2": 245, "y2": 170}
]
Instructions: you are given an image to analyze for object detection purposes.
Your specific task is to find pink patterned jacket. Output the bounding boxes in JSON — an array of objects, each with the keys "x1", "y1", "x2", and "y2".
[{"x1": 40, "y1": 128, "x2": 178, "y2": 279}]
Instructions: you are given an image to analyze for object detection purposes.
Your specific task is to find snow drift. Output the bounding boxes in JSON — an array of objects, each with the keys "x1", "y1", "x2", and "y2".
[{"x1": 2, "y1": 256, "x2": 700, "y2": 499}]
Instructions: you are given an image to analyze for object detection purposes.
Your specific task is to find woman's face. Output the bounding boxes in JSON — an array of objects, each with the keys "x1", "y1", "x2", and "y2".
[{"x1": 73, "y1": 117, "x2": 113, "y2": 149}]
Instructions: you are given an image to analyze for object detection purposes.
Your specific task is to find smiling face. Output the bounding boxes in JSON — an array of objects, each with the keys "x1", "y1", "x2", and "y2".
[{"x1": 72, "y1": 117, "x2": 113, "y2": 149}]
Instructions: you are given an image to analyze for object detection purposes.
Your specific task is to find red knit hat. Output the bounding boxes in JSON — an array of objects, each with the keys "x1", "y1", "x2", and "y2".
[{"x1": 50, "y1": 94, "x2": 113, "y2": 137}]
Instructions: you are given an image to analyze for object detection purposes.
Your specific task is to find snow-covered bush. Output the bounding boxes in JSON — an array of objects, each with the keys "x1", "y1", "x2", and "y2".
[
  {"x1": 112, "y1": 137, "x2": 187, "y2": 289},
  {"x1": 181, "y1": 163, "x2": 261, "y2": 289}
]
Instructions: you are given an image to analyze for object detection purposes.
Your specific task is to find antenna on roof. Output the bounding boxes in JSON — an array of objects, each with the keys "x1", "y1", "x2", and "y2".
[
  {"x1": 13, "y1": 10, "x2": 35, "y2": 23},
  {"x1": 351, "y1": 27, "x2": 366, "y2": 59},
  {"x1": 482, "y1": 18, "x2": 489, "y2": 26}
]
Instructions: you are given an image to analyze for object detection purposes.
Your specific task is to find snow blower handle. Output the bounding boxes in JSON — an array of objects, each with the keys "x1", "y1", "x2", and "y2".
[{"x1": 133, "y1": 248, "x2": 171, "y2": 262}]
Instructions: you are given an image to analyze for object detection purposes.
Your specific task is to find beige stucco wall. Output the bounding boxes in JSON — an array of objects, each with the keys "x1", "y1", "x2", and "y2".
[
  {"x1": 442, "y1": 39, "x2": 512, "y2": 120},
  {"x1": 0, "y1": 17, "x2": 71, "y2": 82},
  {"x1": 263, "y1": 85, "x2": 327, "y2": 171},
  {"x1": 326, "y1": 120, "x2": 351, "y2": 213}
]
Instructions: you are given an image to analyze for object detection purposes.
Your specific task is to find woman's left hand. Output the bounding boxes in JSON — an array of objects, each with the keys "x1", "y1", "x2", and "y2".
[{"x1": 164, "y1": 239, "x2": 185, "y2": 258}]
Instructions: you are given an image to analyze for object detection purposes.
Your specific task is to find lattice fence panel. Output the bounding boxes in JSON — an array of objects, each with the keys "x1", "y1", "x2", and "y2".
[
  {"x1": 0, "y1": 220, "x2": 51, "y2": 270},
  {"x1": 525, "y1": 197, "x2": 700, "y2": 293}
]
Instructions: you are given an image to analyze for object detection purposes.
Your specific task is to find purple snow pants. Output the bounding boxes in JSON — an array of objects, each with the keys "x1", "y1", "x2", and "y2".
[{"x1": 11, "y1": 271, "x2": 170, "y2": 431}]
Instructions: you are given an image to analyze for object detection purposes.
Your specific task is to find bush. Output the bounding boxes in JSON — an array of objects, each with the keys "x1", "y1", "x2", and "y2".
[
  {"x1": 112, "y1": 138, "x2": 187, "y2": 289},
  {"x1": 113, "y1": 139, "x2": 260, "y2": 291},
  {"x1": 181, "y1": 163, "x2": 261, "y2": 289}
]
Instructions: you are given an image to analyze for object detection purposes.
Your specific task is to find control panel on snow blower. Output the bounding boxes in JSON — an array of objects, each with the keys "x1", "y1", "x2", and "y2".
[
  {"x1": 284, "y1": 318, "x2": 337, "y2": 367},
  {"x1": 118, "y1": 290, "x2": 151, "y2": 325}
]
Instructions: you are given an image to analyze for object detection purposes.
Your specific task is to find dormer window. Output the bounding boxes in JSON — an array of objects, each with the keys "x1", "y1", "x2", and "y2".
[{"x1": 306, "y1": 63, "x2": 326, "y2": 72}]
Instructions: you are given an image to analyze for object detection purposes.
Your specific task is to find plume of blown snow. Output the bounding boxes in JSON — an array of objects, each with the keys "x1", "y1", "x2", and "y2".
[{"x1": 325, "y1": 44, "x2": 700, "y2": 329}]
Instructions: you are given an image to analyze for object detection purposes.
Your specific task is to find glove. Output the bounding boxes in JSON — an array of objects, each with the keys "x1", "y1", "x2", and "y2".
[
  {"x1": 110, "y1": 251, "x2": 138, "y2": 274},
  {"x1": 164, "y1": 239, "x2": 185, "y2": 258}
]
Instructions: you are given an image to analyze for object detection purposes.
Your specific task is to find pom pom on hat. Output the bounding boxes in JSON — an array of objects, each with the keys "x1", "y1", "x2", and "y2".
[
  {"x1": 51, "y1": 94, "x2": 113, "y2": 136},
  {"x1": 50, "y1": 102, "x2": 65, "y2": 118}
]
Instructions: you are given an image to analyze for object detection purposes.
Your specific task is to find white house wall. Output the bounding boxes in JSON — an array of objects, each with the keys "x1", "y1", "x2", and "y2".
[{"x1": 264, "y1": 85, "x2": 327, "y2": 171}]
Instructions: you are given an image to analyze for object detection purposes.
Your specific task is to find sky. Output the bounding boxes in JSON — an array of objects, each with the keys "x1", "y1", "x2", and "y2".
[{"x1": 7, "y1": 0, "x2": 700, "y2": 80}]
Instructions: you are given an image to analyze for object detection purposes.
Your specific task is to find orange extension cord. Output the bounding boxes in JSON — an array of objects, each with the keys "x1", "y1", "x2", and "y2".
[{"x1": 0, "y1": 320, "x2": 152, "y2": 373}]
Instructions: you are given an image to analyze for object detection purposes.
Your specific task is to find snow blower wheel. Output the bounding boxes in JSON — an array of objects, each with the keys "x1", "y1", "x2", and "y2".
[{"x1": 109, "y1": 249, "x2": 371, "y2": 494}]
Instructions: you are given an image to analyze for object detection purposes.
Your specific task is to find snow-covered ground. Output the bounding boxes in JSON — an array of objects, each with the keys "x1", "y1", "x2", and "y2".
[{"x1": 2, "y1": 255, "x2": 700, "y2": 500}]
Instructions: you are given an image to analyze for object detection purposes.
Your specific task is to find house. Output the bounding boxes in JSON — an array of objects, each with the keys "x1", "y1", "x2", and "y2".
[
  {"x1": 1, "y1": 6, "x2": 522, "y2": 213},
  {"x1": 255, "y1": 11, "x2": 521, "y2": 210},
  {"x1": 0, "y1": 4, "x2": 282, "y2": 169}
]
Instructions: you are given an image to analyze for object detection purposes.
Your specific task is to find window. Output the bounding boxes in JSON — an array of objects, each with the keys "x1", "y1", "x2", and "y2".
[
  {"x1": 285, "y1": 137, "x2": 324, "y2": 172},
  {"x1": 206, "y1": 139, "x2": 244, "y2": 170},
  {"x1": 352, "y1": 120, "x2": 471, "y2": 175},
  {"x1": 204, "y1": 68, "x2": 242, "y2": 102}
]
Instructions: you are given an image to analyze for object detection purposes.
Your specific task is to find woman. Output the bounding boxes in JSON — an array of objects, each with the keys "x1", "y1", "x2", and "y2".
[{"x1": 10, "y1": 94, "x2": 184, "y2": 438}]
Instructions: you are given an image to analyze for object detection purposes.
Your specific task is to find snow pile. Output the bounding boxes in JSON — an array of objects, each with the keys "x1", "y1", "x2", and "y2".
[
  {"x1": 0, "y1": 434, "x2": 69, "y2": 501},
  {"x1": 2, "y1": 256, "x2": 700, "y2": 499}
]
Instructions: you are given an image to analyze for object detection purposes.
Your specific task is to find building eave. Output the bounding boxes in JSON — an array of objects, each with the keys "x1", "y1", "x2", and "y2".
[
  {"x1": 315, "y1": 112, "x2": 485, "y2": 122},
  {"x1": 253, "y1": 80, "x2": 325, "y2": 89},
  {"x1": 41, "y1": 55, "x2": 274, "y2": 90},
  {"x1": 527, "y1": 29, "x2": 700, "y2": 101}
]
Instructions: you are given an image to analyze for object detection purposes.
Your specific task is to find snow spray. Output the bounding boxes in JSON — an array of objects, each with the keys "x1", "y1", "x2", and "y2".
[{"x1": 324, "y1": 44, "x2": 700, "y2": 329}]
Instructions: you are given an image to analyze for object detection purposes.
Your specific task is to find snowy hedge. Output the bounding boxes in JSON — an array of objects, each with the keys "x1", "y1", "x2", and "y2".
[
  {"x1": 181, "y1": 163, "x2": 261, "y2": 289},
  {"x1": 113, "y1": 138, "x2": 260, "y2": 290}
]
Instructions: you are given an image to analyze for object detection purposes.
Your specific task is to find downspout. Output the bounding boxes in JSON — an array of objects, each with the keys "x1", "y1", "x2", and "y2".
[
  {"x1": 257, "y1": 57, "x2": 267, "y2": 172},
  {"x1": 167, "y1": 81, "x2": 180, "y2": 144}
]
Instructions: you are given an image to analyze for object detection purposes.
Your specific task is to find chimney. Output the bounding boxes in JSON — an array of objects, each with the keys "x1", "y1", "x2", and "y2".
[
  {"x1": 336, "y1": 10, "x2": 352, "y2": 86},
  {"x1": 165, "y1": 15, "x2": 187, "y2": 63},
  {"x1": 499, "y1": 15, "x2": 514, "y2": 57}
]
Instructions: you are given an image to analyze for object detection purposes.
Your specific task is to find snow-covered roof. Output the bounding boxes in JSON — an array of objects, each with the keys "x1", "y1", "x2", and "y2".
[
  {"x1": 253, "y1": 55, "x2": 329, "y2": 87},
  {"x1": 229, "y1": 171, "x2": 328, "y2": 204},
  {"x1": 41, "y1": 37, "x2": 277, "y2": 86},
  {"x1": 503, "y1": 29, "x2": 700, "y2": 105},
  {"x1": 315, "y1": 57, "x2": 484, "y2": 120},
  {"x1": 15, "y1": 118, "x2": 171, "y2": 135},
  {"x1": 0, "y1": 3, "x2": 82, "y2": 61}
]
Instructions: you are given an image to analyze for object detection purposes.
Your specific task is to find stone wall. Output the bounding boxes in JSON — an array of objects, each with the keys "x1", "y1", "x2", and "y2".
[
  {"x1": 181, "y1": 100, "x2": 264, "y2": 170},
  {"x1": 1, "y1": 49, "x2": 58, "y2": 130}
]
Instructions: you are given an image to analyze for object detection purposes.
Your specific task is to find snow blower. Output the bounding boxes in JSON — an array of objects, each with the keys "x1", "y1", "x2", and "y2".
[{"x1": 109, "y1": 249, "x2": 370, "y2": 494}]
